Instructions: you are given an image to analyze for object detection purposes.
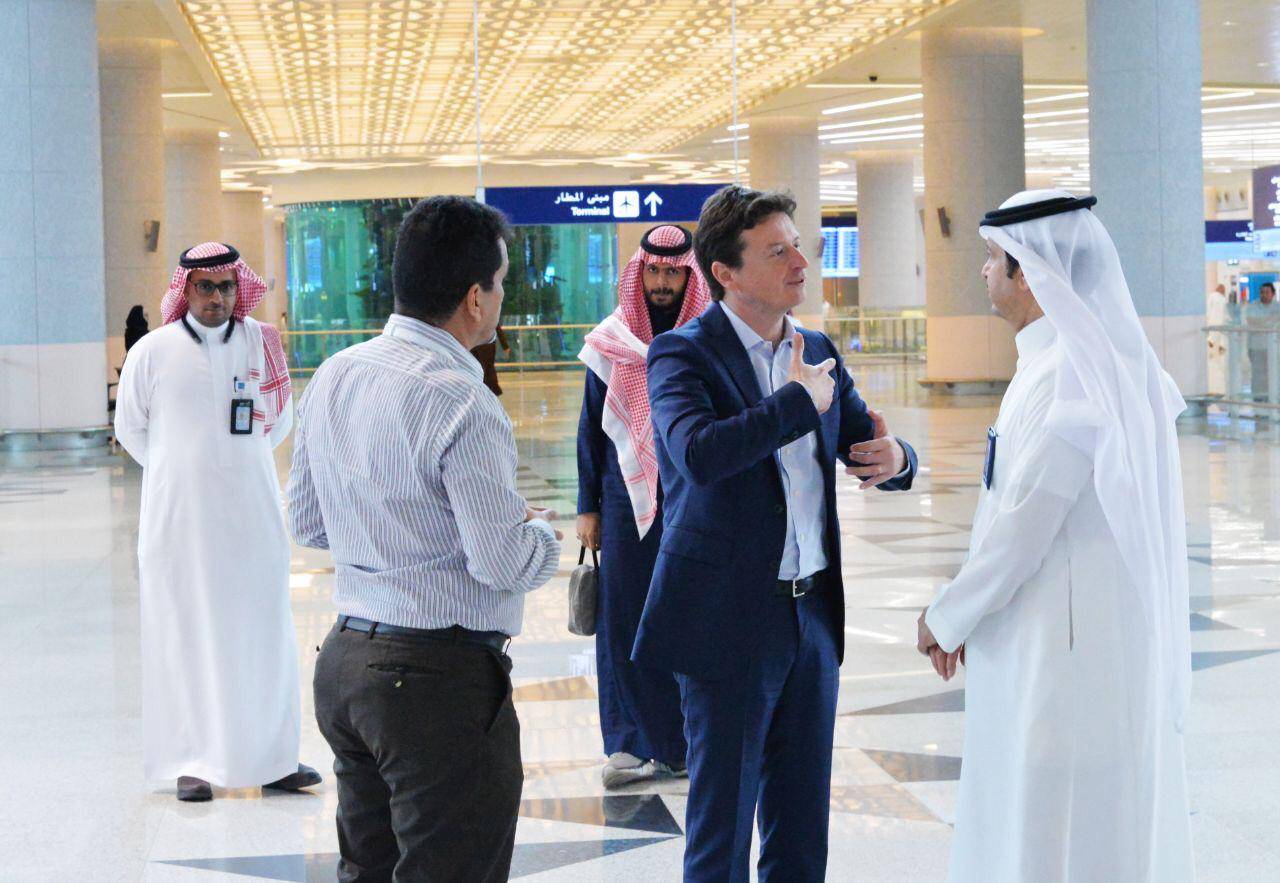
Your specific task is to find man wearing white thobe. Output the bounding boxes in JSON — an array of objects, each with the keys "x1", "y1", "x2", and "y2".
[
  {"x1": 1206, "y1": 283, "x2": 1227, "y2": 395},
  {"x1": 115, "y1": 242, "x2": 320, "y2": 802},
  {"x1": 916, "y1": 192, "x2": 1194, "y2": 882}
]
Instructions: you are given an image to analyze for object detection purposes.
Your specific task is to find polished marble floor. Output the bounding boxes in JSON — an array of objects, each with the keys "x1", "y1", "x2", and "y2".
[{"x1": 3, "y1": 360, "x2": 1280, "y2": 881}]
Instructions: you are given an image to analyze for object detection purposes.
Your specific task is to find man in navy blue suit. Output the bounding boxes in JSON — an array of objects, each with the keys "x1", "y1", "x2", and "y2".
[{"x1": 634, "y1": 185, "x2": 918, "y2": 881}]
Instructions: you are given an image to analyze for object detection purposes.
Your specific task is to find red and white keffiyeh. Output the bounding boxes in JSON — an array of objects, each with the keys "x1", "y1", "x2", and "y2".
[
  {"x1": 580, "y1": 225, "x2": 712, "y2": 537},
  {"x1": 161, "y1": 241, "x2": 291, "y2": 436}
]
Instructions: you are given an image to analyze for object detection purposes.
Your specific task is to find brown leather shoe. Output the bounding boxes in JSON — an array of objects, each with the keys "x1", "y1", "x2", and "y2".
[
  {"x1": 263, "y1": 764, "x2": 322, "y2": 792},
  {"x1": 177, "y1": 776, "x2": 213, "y2": 802}
]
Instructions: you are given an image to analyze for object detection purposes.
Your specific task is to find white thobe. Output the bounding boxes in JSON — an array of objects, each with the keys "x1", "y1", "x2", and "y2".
[
  {"x1": 115, "y1": 316, "x2": 299, "y2": 788},
  {"x1": 1206, "y1": 291, "x2": 1227, "y2": 394},
  {"x1": 925, "y1": 318, "x2": 1193, "y2": 883}
]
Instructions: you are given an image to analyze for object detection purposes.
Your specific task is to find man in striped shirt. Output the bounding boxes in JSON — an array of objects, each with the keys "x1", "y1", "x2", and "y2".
[{"x1": 287, "y1": 195, "x2": 562, "y2": 882}]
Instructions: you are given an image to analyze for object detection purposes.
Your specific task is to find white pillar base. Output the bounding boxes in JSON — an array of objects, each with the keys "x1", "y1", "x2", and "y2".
[
  {"x1": 0, "y1": 341, "x2": 108, "y2": 436},
  {"x1": 1139, "y1": 314, "x2": 1209, "y2": 400},
  {"x1": 923, "y1": 314, "x2": 1017, "y2": 386}
]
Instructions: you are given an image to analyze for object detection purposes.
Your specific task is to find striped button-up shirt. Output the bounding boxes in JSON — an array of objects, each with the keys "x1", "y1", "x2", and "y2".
[{"x1": 286, "y1": 314, "x2": 561, "y2": 636}]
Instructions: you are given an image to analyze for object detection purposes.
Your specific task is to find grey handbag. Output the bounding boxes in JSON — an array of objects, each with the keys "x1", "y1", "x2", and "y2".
[{"x1": 567, "y1": 546, "x2": 599, "y2": 636}]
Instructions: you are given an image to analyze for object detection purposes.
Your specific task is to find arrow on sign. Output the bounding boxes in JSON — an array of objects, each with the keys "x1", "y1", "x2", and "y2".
[{"x1": 643, "y1": 192, "x2": 664, "y2": 217}]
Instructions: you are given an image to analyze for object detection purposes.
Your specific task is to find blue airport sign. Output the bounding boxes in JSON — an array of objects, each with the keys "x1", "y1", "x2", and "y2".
[
  {"x1": 484, "y1": 184, "x2": 725, "y2": 226},
  {"x1": 1205, "y1": 219, "x2": 1251, "y2": 244}
]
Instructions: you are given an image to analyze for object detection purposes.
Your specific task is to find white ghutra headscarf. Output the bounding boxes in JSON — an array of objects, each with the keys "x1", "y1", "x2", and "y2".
[{"x1": 981, "y1": 189, "x2": 1192, "y2": 732}]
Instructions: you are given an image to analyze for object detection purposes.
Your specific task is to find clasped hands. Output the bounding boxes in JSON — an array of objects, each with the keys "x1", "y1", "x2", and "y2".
[
  {"x1": 785, "y1": 333, "x2": 906, "y2": 489},
  {"x1": 917, "y1": 609, "x2": 964, "y2": 681}
]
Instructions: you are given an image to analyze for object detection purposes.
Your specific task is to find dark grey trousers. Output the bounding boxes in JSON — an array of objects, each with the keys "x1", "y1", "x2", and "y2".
[
  {"x1": 314, "y1": 622, "x2": 522, "y2": 882},
  {"x1": 1252, "y1": 349, "x2": 1273, "y2": 402}
]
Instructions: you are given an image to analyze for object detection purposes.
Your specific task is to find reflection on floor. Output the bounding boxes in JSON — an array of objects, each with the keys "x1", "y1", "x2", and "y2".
[{"x1": 4, "y1": 361, "x2": 1280, "y2": 881}]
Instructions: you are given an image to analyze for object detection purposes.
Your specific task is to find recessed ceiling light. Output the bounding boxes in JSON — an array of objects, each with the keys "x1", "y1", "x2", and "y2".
[
  {"x1": 823, "y1": 92, "x2": 923, "y2": 116},
  {"x1": 820, "y1": 112, "x2": 922, "y2": 133},
  {"x1": 1024, "y1": 91, "x2": 1089, "y2": 106}
]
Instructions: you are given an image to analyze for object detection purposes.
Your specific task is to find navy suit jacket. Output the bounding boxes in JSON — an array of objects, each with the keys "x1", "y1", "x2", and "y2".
[{"x1": 632, "y1": 301, "x2": 917, "y2": 680}]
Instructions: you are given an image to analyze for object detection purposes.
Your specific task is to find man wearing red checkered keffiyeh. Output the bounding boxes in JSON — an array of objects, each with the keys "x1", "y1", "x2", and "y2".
[
  {"x1": 159, "y1": 242, "x2": 292, "y2": 435},
  {"x1": 575, "y1": 224, "x2": 710, "y2": 789},
  {"x1": 114, "y1": 242, "x2": 318, "y2": 803}
]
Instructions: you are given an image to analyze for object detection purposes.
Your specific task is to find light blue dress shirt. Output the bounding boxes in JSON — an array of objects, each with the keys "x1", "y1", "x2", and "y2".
[
  {"x1": 720, "y1": 302, "x2": 828, "y2": 581},
  {"x1": 287, "y1": 314, "x2": 561, "y2": 635}
]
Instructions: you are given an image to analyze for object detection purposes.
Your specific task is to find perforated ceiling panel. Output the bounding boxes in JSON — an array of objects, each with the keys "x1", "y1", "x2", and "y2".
[{"x1": 180, "y1": 0, "x2": 955, "y2": 160}]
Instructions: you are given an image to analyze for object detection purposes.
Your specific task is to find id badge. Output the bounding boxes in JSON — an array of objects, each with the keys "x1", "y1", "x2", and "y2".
[
  {"x1": 230, "y1": 398, "x2": 254, "y2": 435},
  {"x1": 983, "y1": 427, "x2": 998, "y2": 489}
]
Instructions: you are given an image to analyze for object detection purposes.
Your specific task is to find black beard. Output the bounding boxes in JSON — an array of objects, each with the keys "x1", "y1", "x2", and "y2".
[
  {"x1": 647, "y1": 292, "x2": 684, "y2": 336},
  {"x1": 647, "y1": 289, "x2": 680, "y2": 307}
]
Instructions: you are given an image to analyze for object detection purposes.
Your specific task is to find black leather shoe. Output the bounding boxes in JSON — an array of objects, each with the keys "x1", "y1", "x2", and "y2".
[
  {"x1": 177, "y1": 776, "x2": 213, "y2": 802},
  {"x1": 263, "y1": 764, "x2": 322, "y2": 792}
]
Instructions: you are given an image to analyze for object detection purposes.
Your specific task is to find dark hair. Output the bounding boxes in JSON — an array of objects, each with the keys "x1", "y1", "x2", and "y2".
[
  {"x1": 1263, "y1": 282, "x2": 1276, "y2": 294},
  {"x1": 392, "y1": 195, "x2": 512, "y2": 323},
  {"x1": 1005, "y1": 252, "x2": 1021, "y2": 279},
  {"x1": 694, "y1": 185, "x2": 798, "y2": 300}
]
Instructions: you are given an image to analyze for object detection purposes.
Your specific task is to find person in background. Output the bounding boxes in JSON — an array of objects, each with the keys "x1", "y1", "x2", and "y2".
[
  {"x1": 114, "y1": 242, "x2": 317, "y2": 803},
  {"x1": 471, "y1": 322, "x2": 512, "y2": 396},
  {"x1": 1246, "y1": 281, "x2": 1280, "y2": 402},
  {"x1": 576, "y1": 224, "x2": 710, "y2": 789},
  {"x1": 124, "y1": 304, "x2": 149, "y2": 355},
  {"x1": 1207, "y1": 283, "x2": 1227, "y2": 394}
]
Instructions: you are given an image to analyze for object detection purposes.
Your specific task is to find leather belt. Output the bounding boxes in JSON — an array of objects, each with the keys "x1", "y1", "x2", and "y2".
[
  {"x1": 338, "y1": 616, "x2": 511, "y2": 654},
  {"x1": 774, "y1": 570, "x2": 826, "y2": 598}
]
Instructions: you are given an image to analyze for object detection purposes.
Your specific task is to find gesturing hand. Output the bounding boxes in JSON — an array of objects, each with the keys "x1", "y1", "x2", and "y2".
[
  {"x1": 846, "y1": 407, "x2": 907, "y2": 489},
  {"x1": 786, "y1": 333, "x2": 836, "y2": 415}
]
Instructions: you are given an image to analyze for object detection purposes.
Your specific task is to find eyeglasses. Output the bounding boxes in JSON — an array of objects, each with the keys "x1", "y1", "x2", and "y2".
[{"x1": 192, "y1": 279, "x2": 238, "y2": 296}]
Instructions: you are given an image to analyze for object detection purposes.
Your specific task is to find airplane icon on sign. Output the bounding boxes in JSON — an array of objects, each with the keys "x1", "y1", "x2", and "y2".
[{"x1": 612, "y1": 190, "x2": 640, "y2": 218}]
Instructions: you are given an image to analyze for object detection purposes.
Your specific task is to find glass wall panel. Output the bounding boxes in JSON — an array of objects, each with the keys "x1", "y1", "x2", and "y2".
[
  {"x1": 284, "y1": 199, "x2": 414, "y2": 370},
  {"x1": 500, "y1": 223, "x2": 617, "y2": 367},
  {"x1": 284, "y1": 198, "x2": 618, "y2": 372}
]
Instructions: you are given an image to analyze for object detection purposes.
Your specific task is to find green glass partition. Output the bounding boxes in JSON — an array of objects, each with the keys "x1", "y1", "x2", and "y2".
[{"x1": 284, "y1": 199, "x2": 618, "y2": 372}]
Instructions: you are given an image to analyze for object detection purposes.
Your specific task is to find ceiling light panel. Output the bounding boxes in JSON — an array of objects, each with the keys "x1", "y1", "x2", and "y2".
[{"x1": 179, "y1": 0, "x2": 958, "y2": 159}]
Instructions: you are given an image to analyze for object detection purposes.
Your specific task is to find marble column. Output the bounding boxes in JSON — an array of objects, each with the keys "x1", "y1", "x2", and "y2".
[
  {"x1": 1088, "y1": 0, "x2": 1206, "y2": 398},
  {"x1": 921, "y1": 27, "x2": 1025, "y2": 391},
  {"x1": 164, "y1": 129, "x2": 223, "y2": 265},
  {"x1": 261, "y1": 210, "x2": 287, "y2": 327},
  {"x1": 0, "y1": 0, "x2": 108, "y2": 448},
  {"x1": 221, "y1": 189, "x2": 263, "y2": 257},
  {"x1": 99, "y1": 38, "x2": 166, "y2": 375},
  {"x1": 748, "y1": 117, "x2": 824, "y2": 328},
  {"x1": 221, "y1": 190, "x2": 277, "y2": 322},
  {"x1": 855, "y1": 151, "x2": 923, "y2": 311}
]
